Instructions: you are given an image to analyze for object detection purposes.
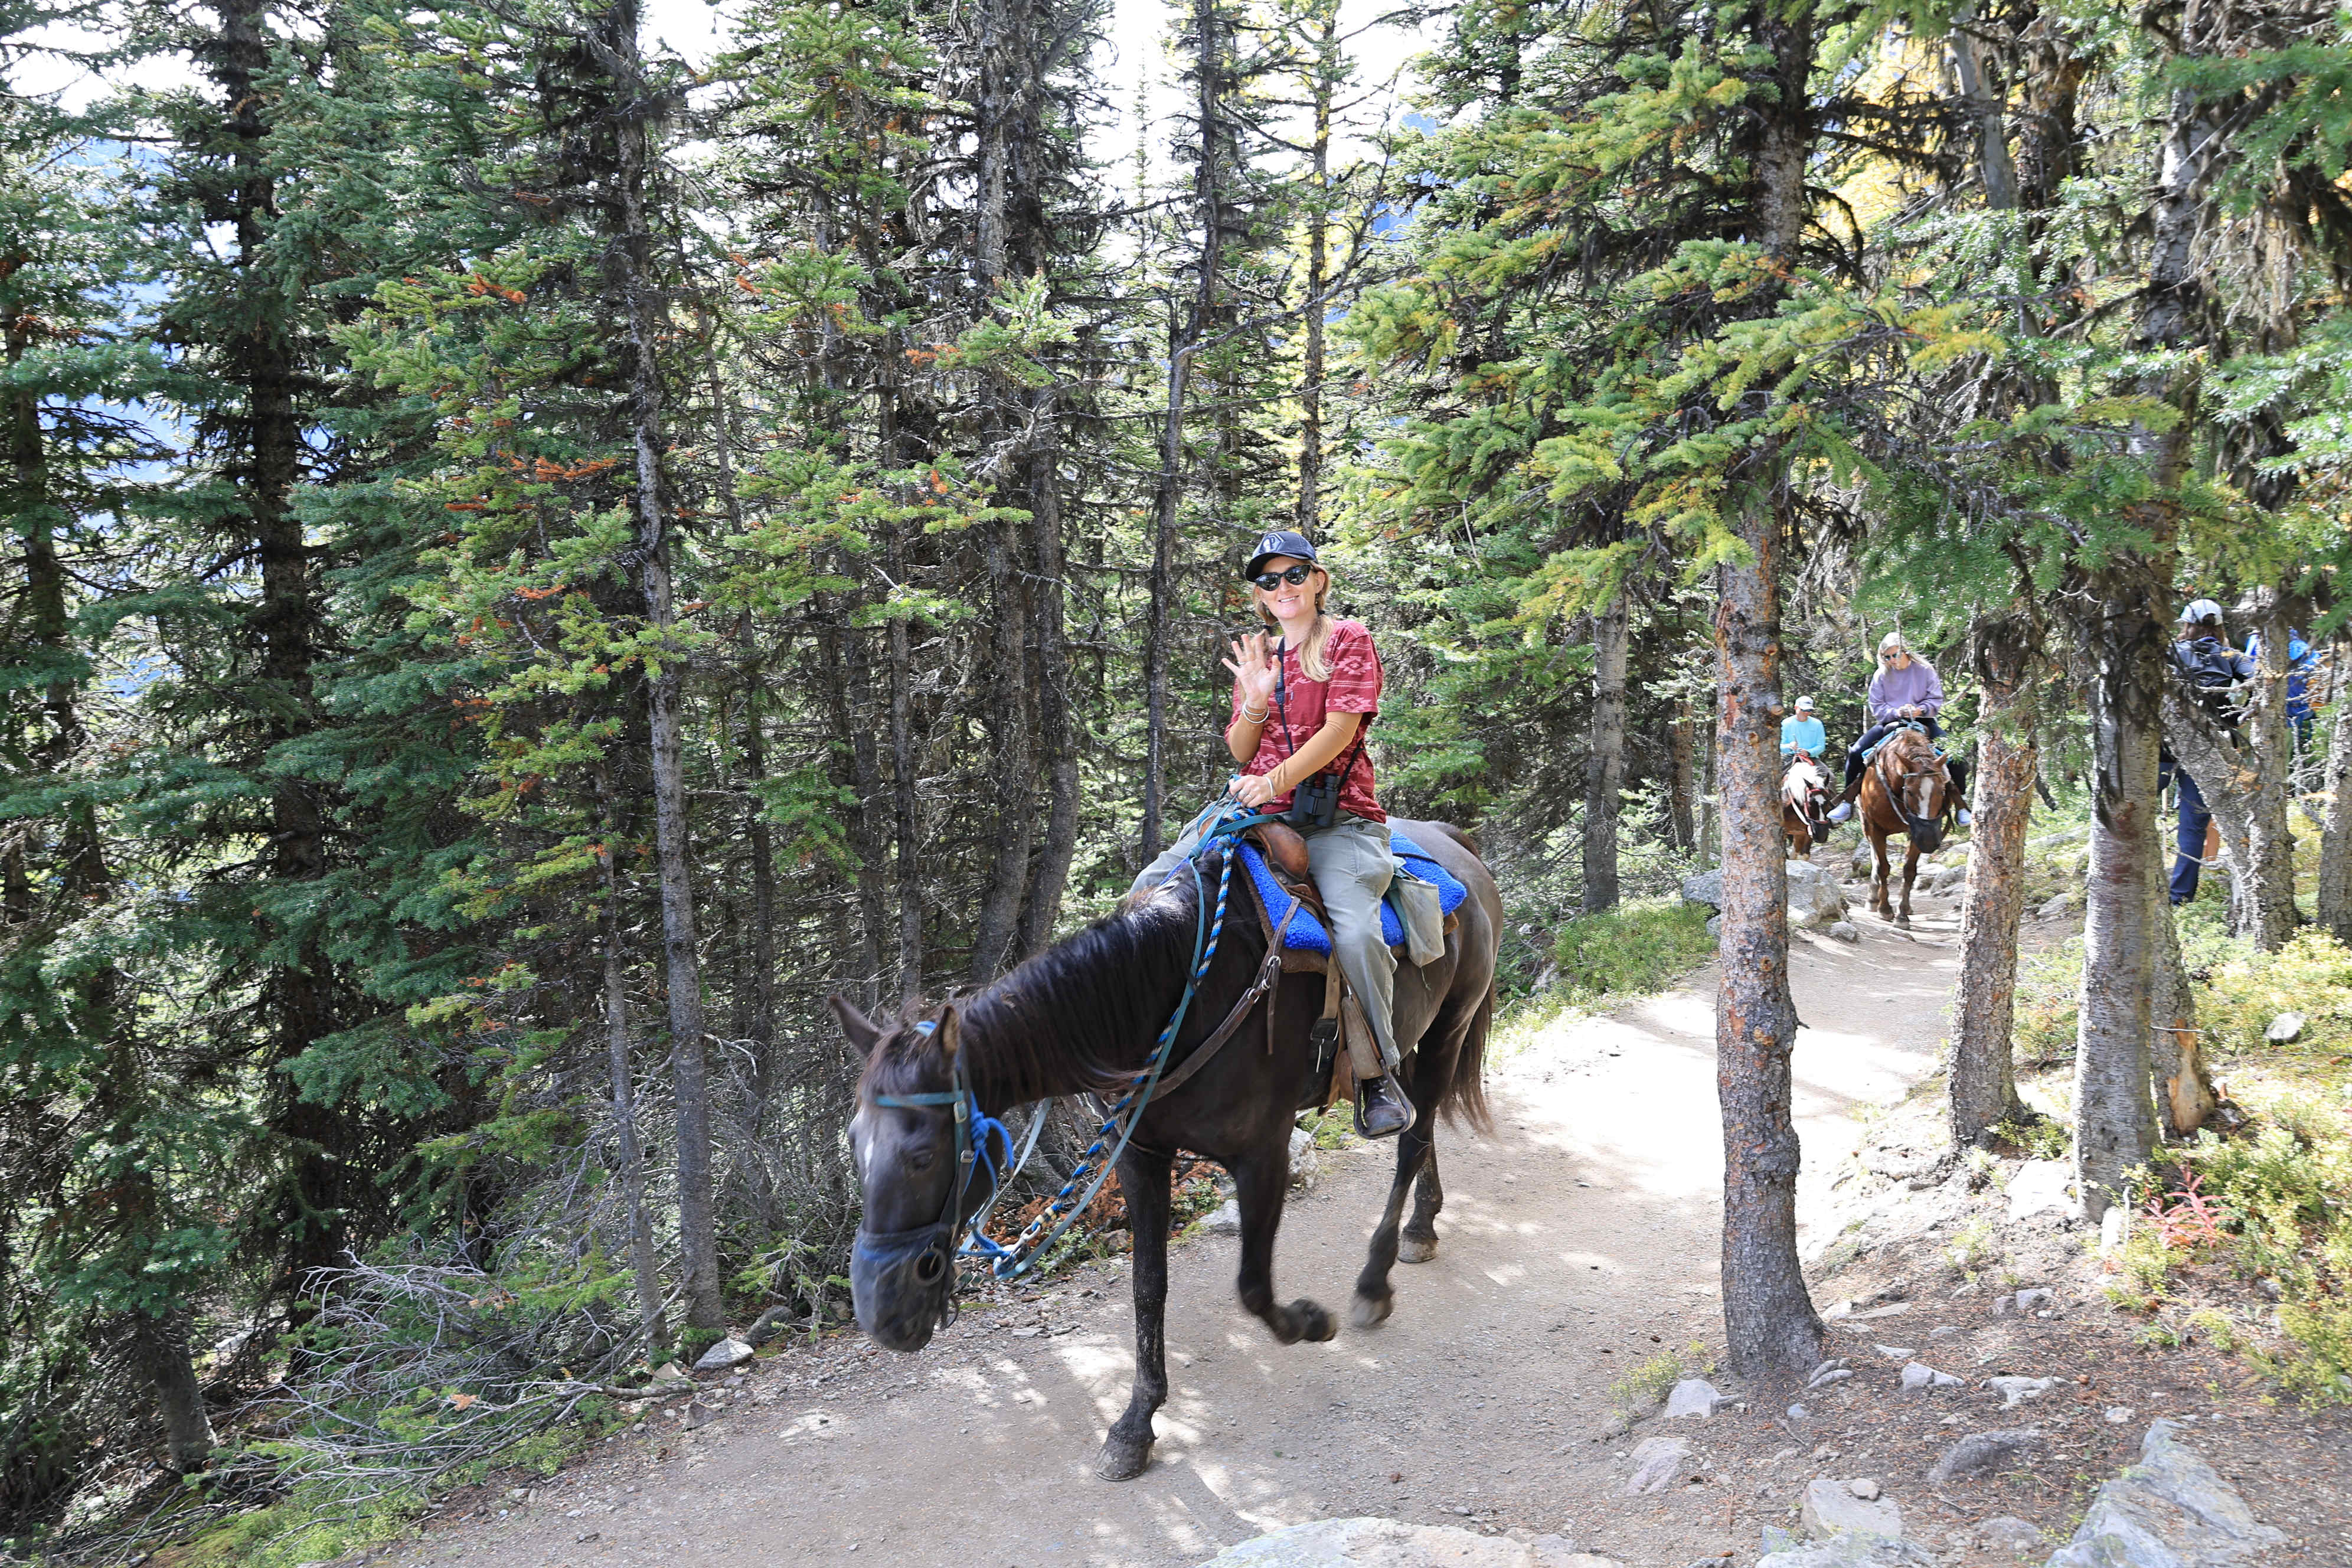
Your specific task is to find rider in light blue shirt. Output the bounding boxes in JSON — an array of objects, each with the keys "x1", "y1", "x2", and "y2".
[{"x1": 1781, "y1": 696, "x2": 1826, "y2": 760}]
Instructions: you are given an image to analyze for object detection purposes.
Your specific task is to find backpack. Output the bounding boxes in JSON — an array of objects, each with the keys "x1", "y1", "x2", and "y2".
[{"x1": 2173, "y1": 638, "x2": 2247, "y2": 723}]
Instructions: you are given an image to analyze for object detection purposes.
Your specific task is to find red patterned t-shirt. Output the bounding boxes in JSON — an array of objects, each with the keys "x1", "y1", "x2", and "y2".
[{"x1": 1231, "y1": 619, "x2": 1385, "y2": 824}]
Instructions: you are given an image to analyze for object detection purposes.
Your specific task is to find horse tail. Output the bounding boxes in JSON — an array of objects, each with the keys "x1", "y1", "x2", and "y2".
[{"x1": 1436, "y1": 977, "x2": 1497, "y2": 1134}]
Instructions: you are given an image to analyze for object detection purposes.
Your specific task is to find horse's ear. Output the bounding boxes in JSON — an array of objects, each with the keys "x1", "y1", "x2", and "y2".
[
  {"x1": 930, "y1": 1004, "x2": 961, "y2": 1059},
  {"x1": 829, "y1": 993, "x2": 883, "y2": 1058}
]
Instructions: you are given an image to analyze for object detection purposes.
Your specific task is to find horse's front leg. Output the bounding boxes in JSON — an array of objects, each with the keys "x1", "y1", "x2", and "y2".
[
  {"x1": 1899, "y1": 841, "x2": 1920, "y2": 925},
  {"x1": 1233, "y1": 1136, "x2": 1335, "y2": 1345},
  {"x1": 1870, "y1": 828, "x2": 1893, "y2": 918},
  {"x1": 1099, "y1": 1144, "x2": 1173, "y2": 1482},
  {"x1": 1352, "y1": 1105, "x2": 1436, "y2": 1327}
]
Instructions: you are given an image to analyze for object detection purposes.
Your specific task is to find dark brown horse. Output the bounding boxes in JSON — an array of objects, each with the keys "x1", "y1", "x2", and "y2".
[
  {"x1": 1782, "y1": 753, "x2": 1831, "y2": 857},
  {"x1": 1858, "y1": 725, "x2": 1954, "y2": 925},
  {"x1": 832, "y1": 819, "x2": 1499, "y2": 1482}
]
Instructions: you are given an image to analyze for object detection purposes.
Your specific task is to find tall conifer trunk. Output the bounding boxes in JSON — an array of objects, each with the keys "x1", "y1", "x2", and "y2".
[
  {"x1": 1582, "y1": 591, "x2": 1628, "y2": 912},
  {"x1": 1293, "y1": 1, "x2": 1337, "y2": 534},
  {"x1": 2075, "y1": 593, "x2": 2165, "y2": 1213},
  {"x1": 1140, "y1": 0, "x2": 1227, "y2": 865},
  {"x1": 1951, "y1": 632, "x2": 2036, "y2": 1146},
  {"x1": 1714, "y1": 501, "x2": 1822, "y2": 1376},
  {"x1": 207, "y1": 0, "x2": 347, "y2": 1315},
  {"x1": 1710, "y1": 0, "x2": 1824, "y2": 1379},
  {"x1": 2318, "y1": 635, "x2": 2352, "y2": 940},
  {"x1": 600, "y1": 0, "x2": 721, "y2": 1331},
  {"x1": 1020, "y1": 427, "x2": 1081, "y2": 954},
  {"x1": 2072, "y1": 61, "x2": 2221, "y2": 1217}
]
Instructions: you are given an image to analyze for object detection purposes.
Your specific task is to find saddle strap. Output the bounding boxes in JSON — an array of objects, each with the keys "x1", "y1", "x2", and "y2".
[{"x1": 1151, "y1": 902, "x2": 1300, "y2": 1098}]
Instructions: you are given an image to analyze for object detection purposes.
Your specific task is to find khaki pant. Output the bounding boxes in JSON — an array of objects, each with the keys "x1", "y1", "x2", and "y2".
[{"x1": 1131, "y1": 809, "x2": 1400, "y2": 1071}]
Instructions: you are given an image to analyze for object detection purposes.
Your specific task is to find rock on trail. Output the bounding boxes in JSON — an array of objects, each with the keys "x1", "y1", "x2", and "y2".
[
  {"x1": 1680, "y1": 862, "x2": 1847, "y2": 930},
  {"x1": 2044, "y1": 1420, "x2": 2284, "y2": 1568},
  {"x1": 1194, "y1": 1518, "x2": 1620, "y2": 1567}
]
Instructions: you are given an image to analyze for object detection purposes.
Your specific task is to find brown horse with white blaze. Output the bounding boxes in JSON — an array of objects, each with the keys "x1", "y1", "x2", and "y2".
[
  {"x1": 1782, "y1": 753, "x2": 1831, "y2": 857},
  {"x1": 1857, "y1": 724, "x2": 1954, "y2": 925}
]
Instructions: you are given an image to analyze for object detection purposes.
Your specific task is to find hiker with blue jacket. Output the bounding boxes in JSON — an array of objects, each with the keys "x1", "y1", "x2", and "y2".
[
  {"x1": 1827, "y1": 632, "x2": 1972, "y2": 827},
  {"x1": 1781, "y1": 695, "x2": 1827, "y2": 761},
  {"x1": 2162, "y1": 599, "x2": 2256, "y2": 905}
]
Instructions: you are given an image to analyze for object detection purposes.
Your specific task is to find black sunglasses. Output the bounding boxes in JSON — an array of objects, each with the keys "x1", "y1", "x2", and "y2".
[{"x1": 1252, "y1": 564, "x2": 1315, "y2": 591}]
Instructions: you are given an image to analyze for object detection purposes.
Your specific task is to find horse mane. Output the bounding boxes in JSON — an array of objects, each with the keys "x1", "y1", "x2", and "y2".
[{"x1": 861, "y1": 863, "x2": 1211, "y2": 1108}]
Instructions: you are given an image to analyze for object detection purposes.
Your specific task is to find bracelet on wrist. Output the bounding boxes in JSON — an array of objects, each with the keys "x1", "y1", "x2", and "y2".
[{"x1": 1240, "y1": 703, "x2": 1268, "y2": 723}]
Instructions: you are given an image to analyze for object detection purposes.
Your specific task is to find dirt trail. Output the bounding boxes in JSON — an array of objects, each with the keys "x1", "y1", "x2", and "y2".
[{"x1": 391, "y1": 896, "x2": 1966, "y2": 1568}]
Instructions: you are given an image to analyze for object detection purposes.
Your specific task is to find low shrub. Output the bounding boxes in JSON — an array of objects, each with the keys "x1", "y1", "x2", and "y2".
[
  {"x1": 2196, "y1": 930, "x2": 2352, "y2": 1058},
  {"x1": 2011, "y1": 937, "x2": 2082, "y2": 1068},
  {"x1": 1550, "y1": 897, "x2": 1716, "y2": 1009}
]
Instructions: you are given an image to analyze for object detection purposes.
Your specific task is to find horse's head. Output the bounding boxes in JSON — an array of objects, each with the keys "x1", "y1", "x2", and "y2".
[
  {"x1": 1883, "y1": 730, "x2": 1949, "y2": 852},
  {"x1": 834, "y1": 995, "x2": 989, "y2": 1353}
]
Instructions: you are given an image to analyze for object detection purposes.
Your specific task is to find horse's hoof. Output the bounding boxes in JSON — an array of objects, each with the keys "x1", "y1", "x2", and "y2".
[
  {"x1": 1350, "y1": 1290, "x2": 1393, "y2": 1329},
  {"x1": 1397, "y1": 1231, "x2": 1438, "y2": 1265},
  {"x1": 1096, "y1": 1435, "x2": 1154, "y2": 1482},
  {"x1": 1291, "y1": 1298, "x2": 1338, "y2": 1341}
]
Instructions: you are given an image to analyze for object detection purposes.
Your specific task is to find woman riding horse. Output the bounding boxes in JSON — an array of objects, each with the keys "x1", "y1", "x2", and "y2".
[
  {"x1": 1128, "y1": 529, "x2": 1413, "y2": 1138},
  {"x1": 1827, "y1": 632, "x2": 1972, "y2": 828}
]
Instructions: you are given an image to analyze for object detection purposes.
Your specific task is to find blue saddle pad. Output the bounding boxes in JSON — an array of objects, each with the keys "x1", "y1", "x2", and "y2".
[{"x1": 1236, "y1": 831, "x2": 1469, "y2": 956}]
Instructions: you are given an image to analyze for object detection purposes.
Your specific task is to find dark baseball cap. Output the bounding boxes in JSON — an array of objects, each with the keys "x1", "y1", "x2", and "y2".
[{"x1": 1243, "y1": 530, "x2": 1319, "y2": 581}]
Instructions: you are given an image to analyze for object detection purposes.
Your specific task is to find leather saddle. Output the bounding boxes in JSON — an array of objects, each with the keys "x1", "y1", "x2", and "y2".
[{"x1": 1239, "y1": 822, "x2": 1457, "y2": 1113}]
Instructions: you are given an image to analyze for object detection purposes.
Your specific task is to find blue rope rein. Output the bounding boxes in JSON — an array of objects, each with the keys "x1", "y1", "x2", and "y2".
[{"x1": 964, "y1": 798, "x2": 1276, "y2": 1281}]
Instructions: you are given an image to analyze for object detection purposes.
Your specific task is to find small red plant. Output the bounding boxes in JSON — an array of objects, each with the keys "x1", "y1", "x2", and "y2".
[{"x1": 2144, "y1": 1170, "x2": 2230, "y2": 1252}]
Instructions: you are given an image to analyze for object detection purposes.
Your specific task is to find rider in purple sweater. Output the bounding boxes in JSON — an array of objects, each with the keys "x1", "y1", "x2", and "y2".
[{"x1": 1827, "y1": 632, "x2": 1972, "y2": 827}]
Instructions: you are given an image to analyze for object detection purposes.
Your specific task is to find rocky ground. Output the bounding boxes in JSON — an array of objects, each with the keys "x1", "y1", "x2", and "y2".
[{"x1": 347, "y1": 854, "x2": 2341, "y2": 1568}]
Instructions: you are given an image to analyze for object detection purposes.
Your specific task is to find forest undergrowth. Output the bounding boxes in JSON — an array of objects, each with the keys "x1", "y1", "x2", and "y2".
[{"x1": 2003, "y1": 816, "x2": 2352, "y2": 1408}]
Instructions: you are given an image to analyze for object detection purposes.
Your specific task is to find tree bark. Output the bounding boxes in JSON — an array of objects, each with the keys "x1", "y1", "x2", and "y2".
[
  {"x1": 968, "y1": 506, "x2": 1037, "y2": 980},
  {"x1": 1949, "y1": 635, "x2": 2036, "y2": 1147},
  {"x1": 598, "y1": 801, "x2": 668, "y2": 1351},
  {"x1": 737, "y1": 661, "x2": 780, "y2": 1110},
  {"x1": 1669, "y1": 706, "x2": 1697, "y2": 852},
  {"x1": 2319, "y1": 636, "x2": 2352, "y2": 940},
  {"x1": 605, "y1": 0, "x2": 721, "y2": 1332},
  {"x1": 2145, "y1": 798, "x2": 2215, "y2": 1140},
  {"x1": 1019, "y1": 411, "x2": 1080, "y2": 956},
  {"x1": 2073, "y1": 590, "x2": 2164, "y2": 1218},
  {"x1": 2242, "y1": 592, "x2": 2299, "y2": 947},
  {"x1": 1142, "y1": 326, "x2": 1197, "y2": 868},
  {"x1": 884, "y1": 524, "x2": 926, "y2": 1002},
  {"x1": 1293, "y1": 2, "x2": 1337, "y2": 535},
  {"x1": 130, "y1": 1310, "x2": 214, "y2": 1474},
  {"x1": 1582, "y1": 592, "x2": 1629, "y2": 913},
  {"x1": 1139, "y1": 0, "x2": 1227, "y2": 866},
  {"x1": 2069, "y1": 50, "x2": 2222, "y2": 1217},
  {"x1": 1949, "y1": 8, "x2": 2018, "y2": 210},
  {"x1": 1713, "y1": 500, "x2": 1823, "y2": 1378},
  {"x1": 1709, "y1": 0, "x2": 1824, "y2": 1380}
]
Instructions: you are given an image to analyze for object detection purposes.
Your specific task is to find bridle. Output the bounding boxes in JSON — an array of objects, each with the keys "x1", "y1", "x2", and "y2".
[
  {"x1": 1876, "y1": 725, "x2": 1951, "y2": 839},
  {"x1": 850, "y1": 1023, "x2": 1016, "y2": 1332},
  {"x1": 849, "y1": 802, "x2": 1278, "y2": 1327}
]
